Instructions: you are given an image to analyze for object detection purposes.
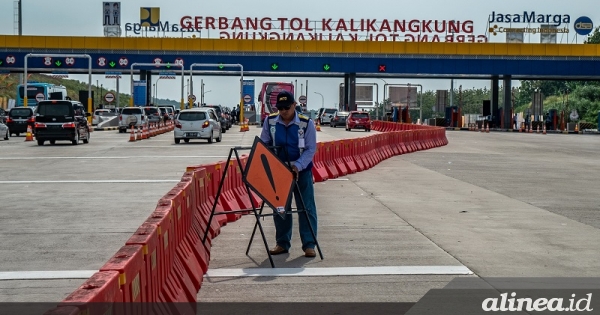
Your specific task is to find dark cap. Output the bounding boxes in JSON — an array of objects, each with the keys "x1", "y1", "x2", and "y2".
[{"x1": 276, "y1": 90, "x2": 295, "y2": 108}]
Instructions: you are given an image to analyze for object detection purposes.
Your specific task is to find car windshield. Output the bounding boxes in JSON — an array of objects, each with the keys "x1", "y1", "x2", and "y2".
[
  {"x1": 336, "y1": 112, "x2": 349, "y2": 117},
  {"x1": 178, "y1": 112, "x2": 207, "y2": 121},
  {"x1": 324, "y1": 109, "x2": 337, "y2": 114},
  {"x1": 37, "y1": 104, "x2": 72, "y2": 116},
  {"x1": 122, "y1": 108, "x2": 142, "y2": 115},
  {"x1": 10, "y1": 109, "x2": 33, "y2": 117},
  {"x1": 145, "y1": 108, "x2": 160, "y2": 115},
  {"x1": 352, "y1": 113, "x2": 369, "y2": 119}
]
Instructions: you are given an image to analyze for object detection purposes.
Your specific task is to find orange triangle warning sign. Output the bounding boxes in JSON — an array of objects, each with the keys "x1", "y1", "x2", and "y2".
[{"x1": 243, "y1": 137, "x2": 294, "y2": 211}]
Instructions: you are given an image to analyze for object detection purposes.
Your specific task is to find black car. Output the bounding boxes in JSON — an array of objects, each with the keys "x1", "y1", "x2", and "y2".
[
  {"x1": 202, "y1": 105, "x2": 228, "y2": 133},
  {"x1": 34, "y1": 100, "x2": 91, "y2": 146},
  {"x1": 6, "y1": 106, "x2": 35, "y2": 136},
  {"x1": 330, "y1": 111, "x2": 350, "y2": 128}
]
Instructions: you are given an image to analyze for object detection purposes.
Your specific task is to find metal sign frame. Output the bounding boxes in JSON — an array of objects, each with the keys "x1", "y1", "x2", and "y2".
[
  {"x1": 24, "y1": 54, "x2": 93, "y2": 120},
  {"x1": 130, "y1": 62, "x2": 184, "y2": 109},
  {"x1": 188, "y1": 63, "x2": 244, "y2": 128}
]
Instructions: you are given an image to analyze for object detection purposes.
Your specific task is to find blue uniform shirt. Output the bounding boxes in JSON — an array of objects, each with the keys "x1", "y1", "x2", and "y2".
[{"x1": 260, "y1": 112, "x2": 316, "y2": 172}]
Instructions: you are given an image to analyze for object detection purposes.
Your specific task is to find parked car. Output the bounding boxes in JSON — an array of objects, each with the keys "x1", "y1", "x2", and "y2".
[
  {"x1": 346, "y1": 111, "x2": 371, "y2": 132},
  {"x1": 118, "y1": 107, "x2": 147, "y2": 133},
  {"x1": 6, "y1": 106, "x2": 35, "y2": 136},
  {"x1": 34, "y1": 100, "x2": 91, "y2": 145},
  {"x1": 0, "y1": 116, "x2": 9, "y2": 141},
  {"x1": 320, "y1": 108, "x2": 338, "y2": 125},
  {"x1": 174, "y1": 108, "x2": 222, "y2": 144},
  {"x1": 330, "y1": 111, "x2": 349, "y2": 128}
]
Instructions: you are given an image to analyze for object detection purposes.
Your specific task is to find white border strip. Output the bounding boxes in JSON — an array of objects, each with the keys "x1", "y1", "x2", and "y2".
[
  {"x1": 205, "y1": 266, "x2": 473, "y2": 277},
  {"x1": 0, "y1": 266, "x2": 472, "y2": 280},
  {"x1": 0, "y1": 270, "x2": 97, "y2": 280},
  {"x1": 0, "y1": 156, "x2": 227, "y2": 160},
  {"x1": 0, "y1": 180, "x2": 180, "y2": 184}
]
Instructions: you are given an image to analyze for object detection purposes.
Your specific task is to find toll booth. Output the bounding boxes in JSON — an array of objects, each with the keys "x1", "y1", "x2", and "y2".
[{"x1": 445, "y1": 106, "x2": 461, "y2": 127}]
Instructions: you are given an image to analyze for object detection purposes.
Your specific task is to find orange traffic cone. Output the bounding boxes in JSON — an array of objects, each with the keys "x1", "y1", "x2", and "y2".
[
  {"x1": 141, "y1": 124, "x2": 148, "y2": 140},
  {"x1": 536, "y1": 125, "x2": 540, "y2": 134},
  {"x1": 129, "y1": 126, "x2": 136, "y2": 142},
  {"x1": 485, "y1": 124, "x2": 489, "y2": 133},
  {"x1": 575, "y1": 124, "x2": 579, "y2": 133},
  {"x1": 543, "y1": 125, "x2": 547, "y2": 135},
  {"x1": 316, "y1": 120, "x2": 321, "y2": 132},
  {"x1": 25, "y1": 125, "x2": 34, "y2": 141}
]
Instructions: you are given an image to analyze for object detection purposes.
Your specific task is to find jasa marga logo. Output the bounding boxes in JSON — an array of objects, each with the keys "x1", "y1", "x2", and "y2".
[{"x1": 574, "y1": 16, "x2": 593, "y2": 36}]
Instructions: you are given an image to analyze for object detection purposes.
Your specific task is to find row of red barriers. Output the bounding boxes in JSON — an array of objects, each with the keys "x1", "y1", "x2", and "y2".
[{"x1": 47, "y1": 121, "x2": 447, "y2": 313}]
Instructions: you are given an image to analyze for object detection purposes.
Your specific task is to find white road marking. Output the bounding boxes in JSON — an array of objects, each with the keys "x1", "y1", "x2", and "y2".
[
  {"x1": 0, "y1": 270, "x2": 97, "y2": 280},
  {"x1": 0, "y1": 156, "x2": 228, "y2": 160},
  {"x1": 329, "y1": 178, "x2": 350, "y2": 181},
  {"x1": 0, "y1": 266, "x2": 472, "y2": 280},
  {"x1": 205, "y1": 266, "x2": 473, "y2": 277},
  {"x1": 0, "y1": 180, "x2": 180, "y2": 184}
]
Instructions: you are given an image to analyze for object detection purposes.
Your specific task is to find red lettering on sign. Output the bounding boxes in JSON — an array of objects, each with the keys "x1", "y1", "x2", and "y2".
[
  {"x1": 322, "y1": 19, "x2": 332, "y2": 31},
  {"x1": 366, "y1": 19, "x2": 377, "y2": 32},
  {"x1": 219, "y1": 17, "x2": 228, "y2": 29},
  {"x1": 336, "y1": 19, "x2": 348, "y2": 32},
  {"x1": 260, "y1": 18, "x2": 272, "y2": 30},
  {"x1": 277, "y1": 18, "x2": 288, "y2": 30},
  {"x1": 232, "y1": 17, "x2": 243, "y2": 30},
  {"x1": 206, "y1": 17, "x2": 215, "y2": 29}
]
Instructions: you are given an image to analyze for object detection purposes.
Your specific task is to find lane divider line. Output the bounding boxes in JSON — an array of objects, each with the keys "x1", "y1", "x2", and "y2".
[
  {"x1": 205, "y1": 266, "x2": 473, "y2": 278},
  {"x1": 0, "y1": 180, "x2": 180, "y2": 184}
]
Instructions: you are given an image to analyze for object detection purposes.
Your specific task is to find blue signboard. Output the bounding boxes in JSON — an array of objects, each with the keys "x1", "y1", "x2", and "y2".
[
  {"x1": 242, "y1": 79, "x2": 255, "y2": 105},
  {"x1": 133, "y1": 80, "x2": 147, "y2": 106}
]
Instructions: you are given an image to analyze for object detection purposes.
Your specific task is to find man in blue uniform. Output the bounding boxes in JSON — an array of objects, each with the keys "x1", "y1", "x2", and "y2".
[{"x1": 260, "y1": 90, "x2": 318, "y2": 258}]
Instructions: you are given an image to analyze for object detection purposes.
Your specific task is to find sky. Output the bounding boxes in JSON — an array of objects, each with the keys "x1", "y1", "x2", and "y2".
[{"x1": 0, "y1": 0, "x2": 597, "y2": 110}]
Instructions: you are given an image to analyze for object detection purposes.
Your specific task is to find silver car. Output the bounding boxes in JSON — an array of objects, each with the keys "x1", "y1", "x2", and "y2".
[
  {"x1": 174, "y1": 108, "x2": 222, "y2": 144},
  {"x1": 0, "y1": 116, "x2": 9, "y2": 140}
]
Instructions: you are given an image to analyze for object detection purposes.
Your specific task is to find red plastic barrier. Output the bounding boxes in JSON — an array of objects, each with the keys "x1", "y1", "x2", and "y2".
[
  {"x1": 340, "y1": 140, "x2": 357, "y2": 174},
  {"x1": 390, "y1": 132, "x2": 401, "y2": 156},
  {"x1": 364, "y1": 136, "x2": 377, "y2": 167},
  {"x1": 229, "y1": 158, "x2": 253, "y2": 211},
  {"x1": 143, "y1": 207, "x2": 179, "y2": 303},
  {"x1": 161, "y1": 188, "x2": 187, "y2": 250},
  {"x1": 199, "y1": 163, "x2": 228, "y2": 227},
  {"x1": 190, "y1": 167, "x2": 221, "y2": 238},
  {"x1": 350, "y1": 139, "x2": 368, "y2": 172},
  {"x1": 332, "y1": 140, "x2": 348, "y2": 176},
  {"x1": 99, "y1": 245, "x2": 145, "y2": 304},
  {"x1": 61, "y1": 271, "x2": 123, "y2": 315},
  {"x1": 322, "y1": 141, "x2": 339, "y2": 179},
  {"x1": 312, "y1": 142, "x2": 329, "y2": 182},
  {"x1": 126, "y1": 224, "x2": 160, "y2": 302},
  {"x1": 216, "y1": 161, "x2": 242, "y2": 222}
]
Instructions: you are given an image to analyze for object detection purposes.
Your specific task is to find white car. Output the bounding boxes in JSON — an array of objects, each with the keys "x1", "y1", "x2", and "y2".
[
  {"x1": 174, "y1": 108, "x2": 222, "y2": 144},
  {"x1": 92, "y1": 109, "x2": 112, "y2": 125}
]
